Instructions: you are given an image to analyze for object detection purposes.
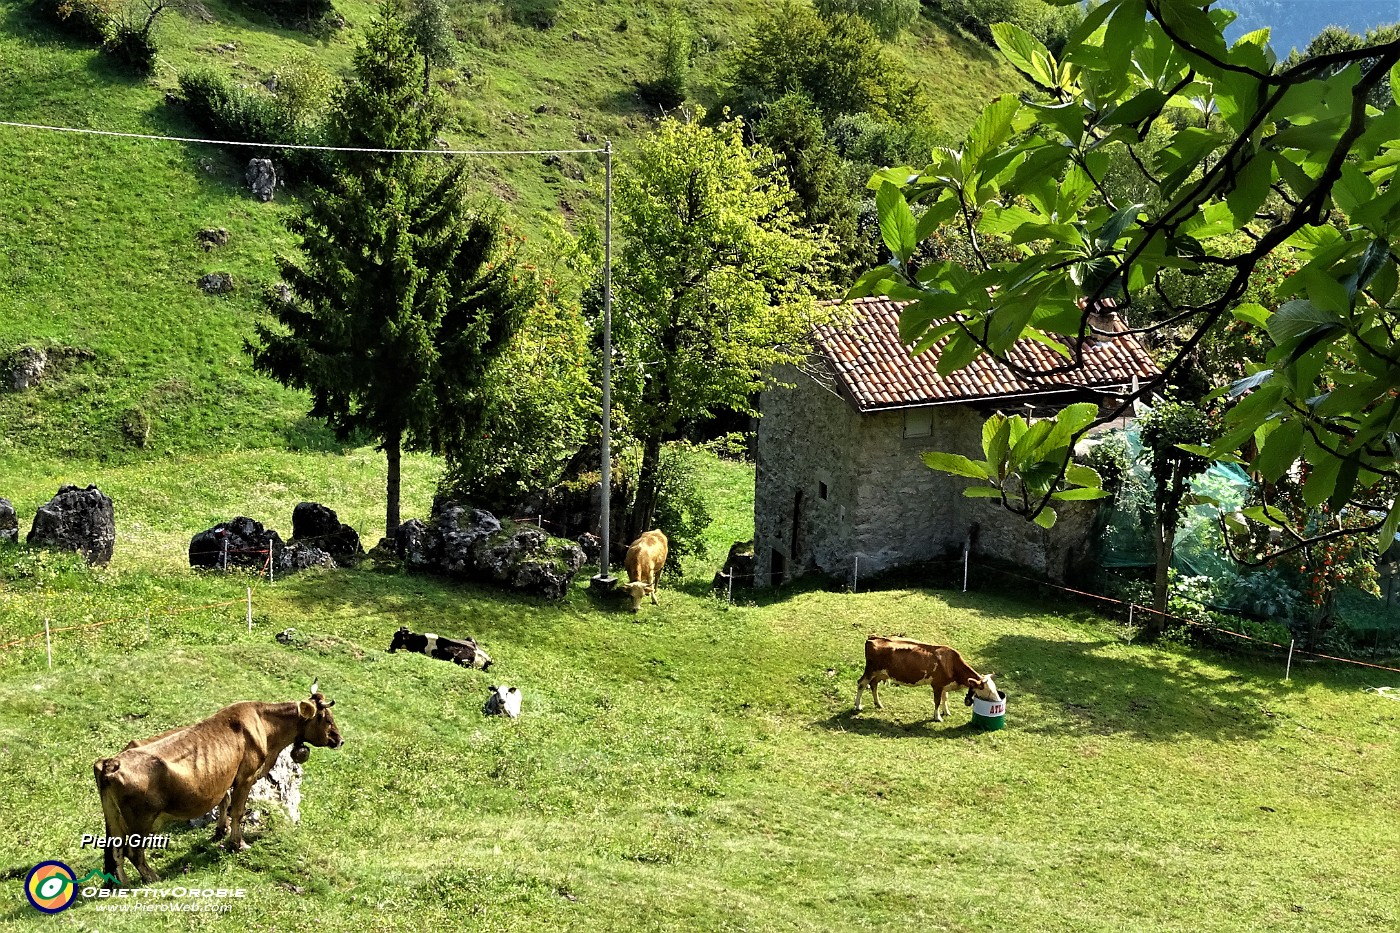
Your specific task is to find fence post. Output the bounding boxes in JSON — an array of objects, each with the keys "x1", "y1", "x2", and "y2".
[
  {"x1": 221, "y1": 533, "x2": 228, "y2": 572},
  {"x1": 267, "y1": 534, "x2": 274, "y2": 584},
  {"x1": 247, "y1": 587, "x2": 253, "y2": 632},
  {"x1": 962, "y1": 543, "x2": 970, "y2": 593},
  {"x1": 1285, "y1": 638, "x2": 1295, "y2": 681},
  {"x1": 1128, "y1": 603, "x2": 1135, "y2": 629},
  {"x1": 853, "y1": 556, "x2": 859, "y2": 594},
  {"x1": 44, "y1": 618, "x2": 52, "y2": 670},
  {"x1": 726, "y1": 571, "x2": 733, "y2": 605}
]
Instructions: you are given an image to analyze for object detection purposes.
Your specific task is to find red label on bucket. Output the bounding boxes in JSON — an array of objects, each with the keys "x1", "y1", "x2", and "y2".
[{"x1": 986, "y1": 703, "x2": 1004, "y2": 716}]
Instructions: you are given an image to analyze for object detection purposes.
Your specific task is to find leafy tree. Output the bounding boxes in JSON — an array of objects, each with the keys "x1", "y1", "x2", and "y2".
[
  {"x1": 638, "y1": 17, "x2": 690, "y2": 110},
  {"x1": 396, "y1": 0, "x2": 457, "y2": 92},
  {"x1": 1138, "y1": 401, "x2": 1213, "y2": 621},
  {"x1": 249, "y1": 12, "x2": 535, "y2": 538},
  {"x1": 815, "y1": 0, "x2": 919, "y2": 41},
  {"x1": 613, "y1": 111, "x2": 833, "y2": 542},
  {"x1": 722, "y1": 1, "x2": 925, "y2": 122},
  {"x1": 1282, "y1": 23, "x2": 1400, "y2": 110},
  {"x1": 755, "y1": 92, "x2": 864, "y2": 278},
  {"x1": 856, "y1": 0, "x2": 1400, "y2": 566}
]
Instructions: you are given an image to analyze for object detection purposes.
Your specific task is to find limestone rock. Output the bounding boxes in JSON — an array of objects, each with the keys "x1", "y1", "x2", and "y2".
[
  {"x1": 246, "y1": 158, "x2": 277, "y2": 202},
  {"x1": 0, "y1": 498, "x2": 18, "y2": 545},
  {"x1": 290, "y1": 501, "x2": 363, "y2": 566},
  {"x1": 198, "y1": 272, "x2": 234, "y2": 295},
  {"x1": 196, "y1": 227, "x2": 230, "y2": 250},
  {"x1": 394, "y1": 519, "x2": 438, "y2": 570},
  {"x1": 27, "y1": 485, "x2": 115, "y2": 565},
  {"x1": 276, "y1": 542, "x2": 335, "y2": 572},
  {"x1": 189, "y1": 517, "x2": 284, "y2": 570},
  {"x1": 8, "y1": 347, "x2": 47, "y2": 391},
  {"x1": 437, "y1": 504, "x2": 502, "y2": 575},
  {"x1": 470, "y1": 524, "x2": 585, "y2": 601}
]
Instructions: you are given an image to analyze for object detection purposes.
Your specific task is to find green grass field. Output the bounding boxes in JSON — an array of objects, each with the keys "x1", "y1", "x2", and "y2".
[{"x1": 0, "y1": 450, "x2": 1397, "y2": 932}]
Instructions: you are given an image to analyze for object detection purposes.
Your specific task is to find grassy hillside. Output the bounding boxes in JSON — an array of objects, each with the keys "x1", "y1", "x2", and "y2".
[
  {"x1": 0, "y1": 0, "x2": 1019, "y2": 464},
  {"x1": 0, "y1": 452, "x2": 1397, "y2": 932}
]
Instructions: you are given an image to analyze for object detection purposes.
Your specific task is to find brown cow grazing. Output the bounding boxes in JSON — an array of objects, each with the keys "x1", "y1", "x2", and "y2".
[
  {"x1": 93, "y1": 688, "x2": 342, "y2": 885},
  {"x1": 855, "y1": 636, "x2": 999, "y2": 721},
  {"x1": 624, "y1": 530, "x2": 668, "y2": 613}
]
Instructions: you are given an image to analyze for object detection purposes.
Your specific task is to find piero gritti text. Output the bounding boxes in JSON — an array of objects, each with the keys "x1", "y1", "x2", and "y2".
[{"x1": 80, "y1": 833, "x2": 171, "y2": 850}]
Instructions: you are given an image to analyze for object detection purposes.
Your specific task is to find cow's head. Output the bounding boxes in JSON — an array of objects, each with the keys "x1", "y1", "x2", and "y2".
[
  {"x1": 626, "y1": 581, "x2": 648, "y2": 613},
  {"x1": 963, "y1": 674, "x2": 1000, "y2": 706},
  {"x1": 470, "y1": 645, "x2": 493, "y2": 672},
  {"x1": 388, "y1": 626, "x2": 412, "y2": 653},
  {"x1": 297, "y1": 691, "x2": 343, "y2": 749}
]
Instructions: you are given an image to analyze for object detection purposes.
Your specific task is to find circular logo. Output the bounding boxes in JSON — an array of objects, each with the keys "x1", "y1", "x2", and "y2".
[{"x1": 25, "y1": 861, "x2": 77, "y2": 913}]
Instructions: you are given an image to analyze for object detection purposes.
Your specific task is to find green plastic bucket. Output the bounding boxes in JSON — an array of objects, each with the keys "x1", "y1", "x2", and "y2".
[{"x1": 971, "y1": 691, "x2": 1006, "y2": 730}]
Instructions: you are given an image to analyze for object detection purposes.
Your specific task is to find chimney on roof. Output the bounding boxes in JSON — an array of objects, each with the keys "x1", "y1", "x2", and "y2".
[{"x1": 1079, "y1": 297, "x2": 1125, "y2": 344}]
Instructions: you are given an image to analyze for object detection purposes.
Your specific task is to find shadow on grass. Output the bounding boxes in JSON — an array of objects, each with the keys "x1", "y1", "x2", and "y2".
[
  {"x1": 815, "y1": 708, "x2": 981, "y2": 741},
  {"x1": 976, "y1": 632, "x2": 1286, "y2": 743}
]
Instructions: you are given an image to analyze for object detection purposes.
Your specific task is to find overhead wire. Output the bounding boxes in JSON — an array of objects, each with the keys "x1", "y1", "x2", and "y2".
[{"x1": 0, "y1": 119, "x2": 606, "y2": 156}]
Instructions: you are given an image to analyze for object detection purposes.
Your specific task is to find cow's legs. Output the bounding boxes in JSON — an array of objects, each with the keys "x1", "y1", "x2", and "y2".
[
  {"x1": 212, "y1": 790, "x2": 234, "y2": 840},
  {"x1": 870, "y1": 679, "x2": 883, "y2": 710},
  {"x1": 125, "y1": 812, "x2": 162, "y2": 883},
  {"x1": 102, "y1": 837, "x2": 128, "y2": 887},
  {"x1": 855, "y1": 678, "x2": 866, "y2": 711},
  {"x1": 932, "y1": 684, "x2": 948, "y2": 722},
  {"x1": 650, "y1": 582, "x2": 659, "y2": 606},
  {"x1": 224, "y1": 780, "x2": 255, "y2": 852}
]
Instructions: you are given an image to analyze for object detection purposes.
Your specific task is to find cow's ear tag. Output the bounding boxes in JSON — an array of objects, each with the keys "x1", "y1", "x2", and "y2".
[{"x1": 298, "y1": 700, "x2": 316, "y2": 720}]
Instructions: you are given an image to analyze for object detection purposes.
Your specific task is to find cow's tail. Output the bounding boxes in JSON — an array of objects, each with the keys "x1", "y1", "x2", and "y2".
[
  {"x1": 94, "y1": 759, "x2": 127, "y2": 835},
  {"x1": 94, "y1": 758, "x2": 128, "y2": 885}
]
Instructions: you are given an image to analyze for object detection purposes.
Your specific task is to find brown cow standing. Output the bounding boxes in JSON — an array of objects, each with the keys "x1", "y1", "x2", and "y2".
[
  {"x1": 855, "y1": 636, "x2": 999, "y2": 721},
  {"x1": 93, "y1": 689, "x2": 342, "y2": 885},
  {"x1": 624, "y1": 530, "x2": 668, "y2": 613}
]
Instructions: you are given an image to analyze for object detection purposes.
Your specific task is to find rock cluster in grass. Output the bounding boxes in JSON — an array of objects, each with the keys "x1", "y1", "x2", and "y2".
[
  {"x1": 189, "y1": 516, "x2": 286, "y2": 570},
  {"x1": 290, "y1": 501, "x2": 363, "y2": 567},
  {"x1": 0, "y1": 498, "x2": 18, "y2": 545},
  {"x1": 394, "y1": 501, "x2": 586, "y2": 600},
  {"x1": 198, "y1": 272, "x2": 234, "y2": 295},
  {"x1": 27, "y1": 484, "x2": 115, "y2": 565}
]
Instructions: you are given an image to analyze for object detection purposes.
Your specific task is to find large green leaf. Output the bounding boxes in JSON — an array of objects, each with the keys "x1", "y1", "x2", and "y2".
[
  {"x1": 992, "y1": 22, "x2": 1058, "y2": 89},
  {"x1": 876, "y1": 183, "x2": 917, "y2": 264},
  {"x1": 1267, "y1": 300, "x2": 1342, "y2": 344},
  {"x1": 923, "y1": 451, "x2": 991, "y2": 480}
]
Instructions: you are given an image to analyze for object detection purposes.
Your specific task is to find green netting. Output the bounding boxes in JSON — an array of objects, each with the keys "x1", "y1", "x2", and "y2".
[{"x1": 1095, "y1": 427, "x2": 1251, "y2": 577}]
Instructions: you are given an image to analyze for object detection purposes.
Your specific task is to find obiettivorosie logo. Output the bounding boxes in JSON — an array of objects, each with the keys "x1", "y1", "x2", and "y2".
[{"x1": 24, "y1": 861, "x2": 120, "y2": 913}]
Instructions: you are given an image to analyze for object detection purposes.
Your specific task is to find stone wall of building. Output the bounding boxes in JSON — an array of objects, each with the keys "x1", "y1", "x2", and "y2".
[
  {"x1": 753, "y1": 363, "x2": 863, "y2": 586},
  {"x1": 756, "y1": 369, "x2": 1101, "y2": 587}
]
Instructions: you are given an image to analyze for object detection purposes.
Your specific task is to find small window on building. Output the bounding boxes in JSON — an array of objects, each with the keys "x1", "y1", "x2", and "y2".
[
  {"x1": 903, "y1": 409, "x2": 933, "y2": 438},
  {"x1": 818, "y1": 481, "x2": 828, "y2": 500}
]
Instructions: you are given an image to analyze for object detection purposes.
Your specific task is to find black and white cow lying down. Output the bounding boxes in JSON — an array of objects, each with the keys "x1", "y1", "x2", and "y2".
[{"x1": 388, "y1": 626, "x2": 493, "y2": 671}]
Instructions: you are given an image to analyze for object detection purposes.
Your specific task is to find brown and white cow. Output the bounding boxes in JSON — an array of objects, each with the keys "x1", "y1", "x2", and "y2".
[
  {"x1": 855, "y1": 636, "x2": 999, "y2": 721},
  {"x1": 624, "y1": 530, "x2": 668, "y2": 613},
  {"x1": 93, "y1": 689, "x2": 343, "y2": 885}
]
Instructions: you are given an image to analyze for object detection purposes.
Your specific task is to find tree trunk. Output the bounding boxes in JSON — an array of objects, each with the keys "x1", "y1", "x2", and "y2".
[
  {"x1": 1147, "y1": 518, "x2": 1171, "y2": 638},
  {"x1": 385, "y1": 429, "x2": 402, "y2": 541},
  {"x1": 626, "y1": 435, "x2": 663, "y2": 547},
  {"x1": 422, "y1": 55, "x2": 432, "y2": 95}
]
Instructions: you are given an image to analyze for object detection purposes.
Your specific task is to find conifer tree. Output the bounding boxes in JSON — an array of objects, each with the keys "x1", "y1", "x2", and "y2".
[{"x1": 249, "y1": 11, "x2": 534, "y2": 539}]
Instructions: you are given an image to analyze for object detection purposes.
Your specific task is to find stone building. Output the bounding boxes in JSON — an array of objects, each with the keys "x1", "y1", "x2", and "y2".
[{"x1": 753, "y1": 296, "x2": 1160, "y2": 587}]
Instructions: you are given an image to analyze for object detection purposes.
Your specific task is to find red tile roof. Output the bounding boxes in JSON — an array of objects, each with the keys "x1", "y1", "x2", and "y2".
[{"x1": 814, "y1": 296, "x2": 1161, "y2": 411}]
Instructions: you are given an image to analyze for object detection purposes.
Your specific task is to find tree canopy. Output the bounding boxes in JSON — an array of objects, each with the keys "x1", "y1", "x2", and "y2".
[
  {"x1": 856, "y1": 0, "x2": 1400, "y2": 561},
  {"x1": 248, "y1": 11, "x2": 535, "y2": 537},
  {"x1": 612, "y1": 111, "x2": 833, "y2": 541}
]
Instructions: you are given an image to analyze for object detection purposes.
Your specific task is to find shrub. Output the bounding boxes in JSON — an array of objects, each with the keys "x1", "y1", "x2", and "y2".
[
  {"x1": 31, "y1": 0, "x2": 117, "y2": 42},
  {"x1": 177, "y1": 67, "x2": 330, "y2": 182},
  {"x1": 638, "y1": 19, "x2": 690, "y2": 110},
  {"x1": 648, "y1": 445, "x2": 712, "y2": 575},
  {"x1": 505, "y1": 0, "x2": 558, "y2": 30},
  {"x1": 104, "y1": 11, "x2": 159, "y2": 74},
  {"x1": 815, "y1": 0, "x2": 918, "y2": 41}
]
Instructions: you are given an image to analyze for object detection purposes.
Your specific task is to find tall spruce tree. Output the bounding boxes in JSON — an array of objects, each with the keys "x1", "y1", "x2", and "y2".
[{"x1": 249, "y1": 11, "x2": 534, "y2": 538}]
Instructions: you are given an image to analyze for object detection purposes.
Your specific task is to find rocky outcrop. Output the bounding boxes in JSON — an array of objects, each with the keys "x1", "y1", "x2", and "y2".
[
  {"x1": 276, "y1": 543, "x2": 335, "y2": 572},
  {"x1": 192, "y1": 745, "x2": 303, "y2": 830},
  {"x1": 27, "y1": 485, "x2": 115, "y2": 565},
  {"x1": 712, "y1": 539, "x2": 756, "y2": 592},
  {"x1": 290, "y1": 502, "x2": 363, "y2": 566},
  {"x1": 246, "y1": 159, "x2": 277, "y2": 201},
  {"x1": 198, "y1": 272, "x2": 234, "y2": 295},
  {"x1": 189, "y1": 517, "x2": 285, "y2": 570},
  {"x1": 392, "y1": 502, "x2": 585, "y2": 599},
  {"x1": 0, "y1": 498, "x2": 17, "y2": 545},
  {"x1": 8, "y1": 347, "x2": 46, "y2": 391}
]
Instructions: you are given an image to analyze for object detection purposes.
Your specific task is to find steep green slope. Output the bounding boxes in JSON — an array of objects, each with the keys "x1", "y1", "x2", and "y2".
[{"x1": 0, "y1": 0, "x2": 1019, "y2": 463}]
